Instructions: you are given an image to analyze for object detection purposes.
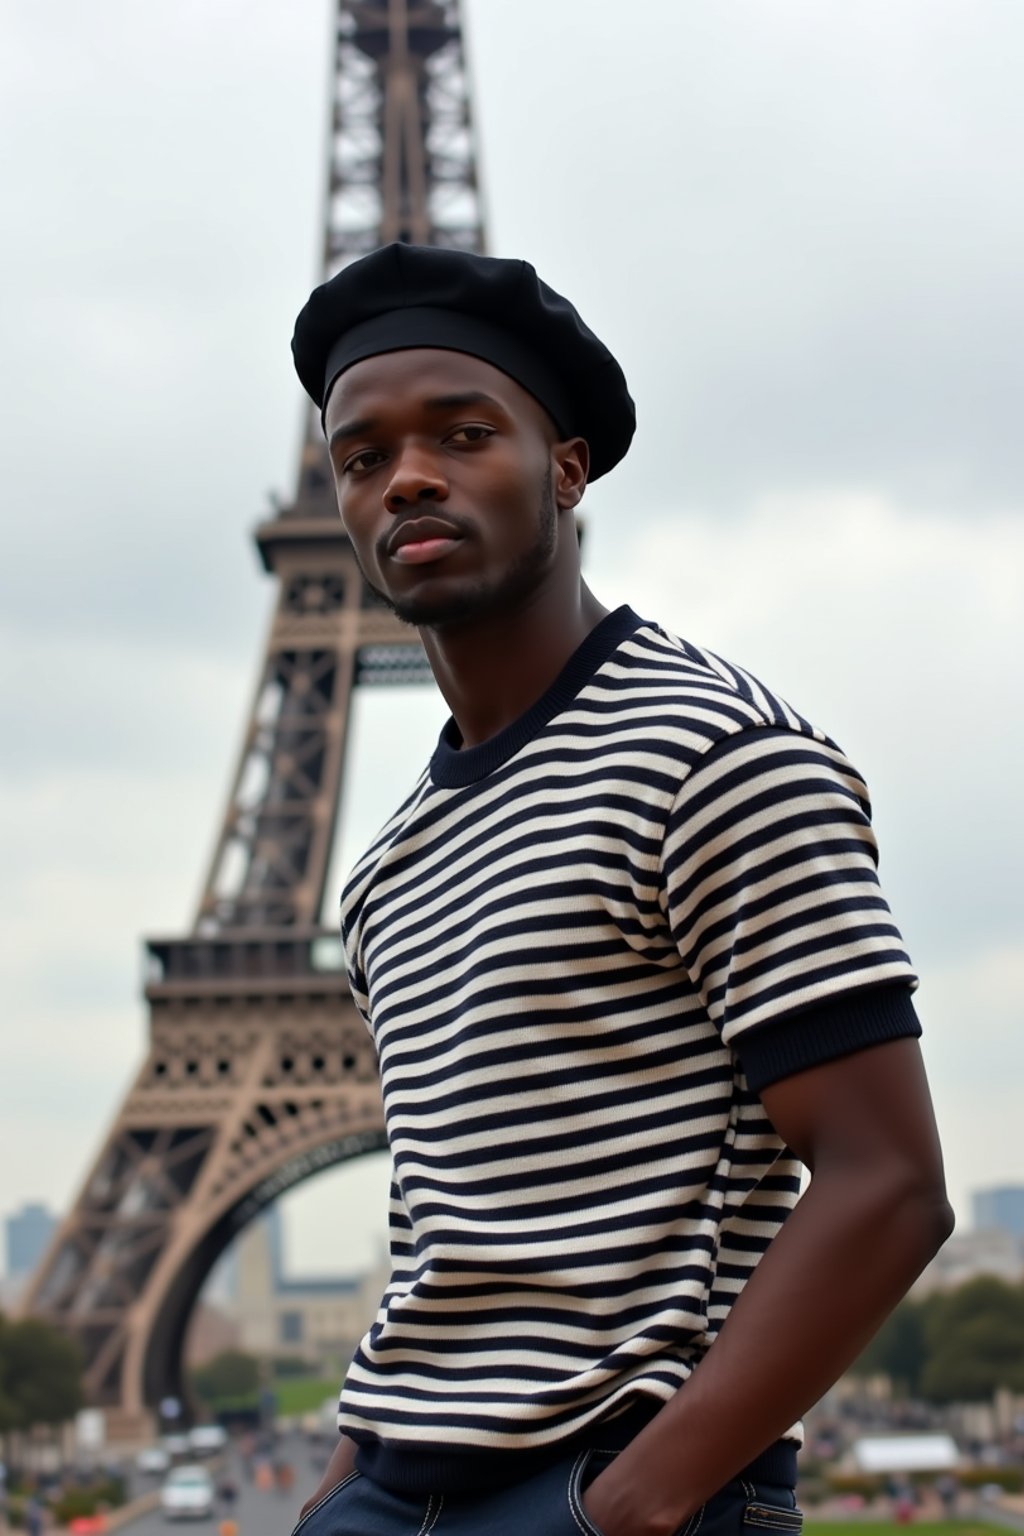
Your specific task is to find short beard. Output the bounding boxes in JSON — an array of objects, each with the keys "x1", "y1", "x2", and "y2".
[{"x1": 358, "y1": 467, "x2": 557, "y2": 631}]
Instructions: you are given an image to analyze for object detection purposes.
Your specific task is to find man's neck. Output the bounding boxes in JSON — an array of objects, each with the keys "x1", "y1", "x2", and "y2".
[{"x1": 421, "y1": 581, "x2": 610, "y2": 749}]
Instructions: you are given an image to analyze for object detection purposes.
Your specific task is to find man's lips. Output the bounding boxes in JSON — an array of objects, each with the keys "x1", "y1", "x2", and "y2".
[
  {"x1": 386, "y1": 515, "x2": 466, "y2": 565},
  {"x1": 391, "y1": 536, "x2": 463, "y2": 566}
]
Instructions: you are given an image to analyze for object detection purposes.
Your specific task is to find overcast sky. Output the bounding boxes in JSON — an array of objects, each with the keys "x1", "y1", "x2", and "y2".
[{"x1": 1, "y1": 0, "x2": 1022, "y2": 1283}]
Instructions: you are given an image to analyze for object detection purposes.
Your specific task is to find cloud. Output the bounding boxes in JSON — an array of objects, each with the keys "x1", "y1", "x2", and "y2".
[{"x1": 473, "y1": 1, "x2": 1024, "y2": 510}]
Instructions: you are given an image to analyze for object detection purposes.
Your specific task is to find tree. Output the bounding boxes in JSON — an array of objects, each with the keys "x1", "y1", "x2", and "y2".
[
  {"x1": 922, "y1": 1312, "x2": 1024, "y2": 1402},
  {"x1": 0, "y1": 1315, "x2": 20, "y2": 1436},
  {"x1": 192, "y1": 1349, "x2": 261, "y2": 1404},
  {"x1": 0, "y1": 1314, "x2": 83, "y2": 1429},
  {"x1": 920, "y1": 1276, "x2": 1024, "y2": 1403},
  {"x1": 850, "y1": 1299, "x2": 928, "y2": 1395}
]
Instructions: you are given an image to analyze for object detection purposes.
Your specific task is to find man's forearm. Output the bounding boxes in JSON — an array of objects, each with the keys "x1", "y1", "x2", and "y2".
[{"x1": 585, "y1": 1161, "x2": 952, "y2": 1536}]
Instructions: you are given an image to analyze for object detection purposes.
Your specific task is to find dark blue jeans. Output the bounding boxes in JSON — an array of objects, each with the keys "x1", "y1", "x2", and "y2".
[{"x1": 291, "y1": 1450, "x2": 804, "y2": 1536}]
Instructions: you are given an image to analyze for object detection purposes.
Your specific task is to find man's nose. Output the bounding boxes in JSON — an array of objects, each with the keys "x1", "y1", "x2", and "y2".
[{"x1": 384, "y1": 447, "x2": 449, "y2": 512}]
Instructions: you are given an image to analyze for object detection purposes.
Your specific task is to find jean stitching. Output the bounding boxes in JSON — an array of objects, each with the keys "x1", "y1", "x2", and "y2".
[
  {"x1": 567, "y1": 1449, "x2": 601, "y2": 1536},
  {"x1": 287, "y1": 1470, "x2": 361, "y2": 1536},
  {"x1": 418, "y1": 1493, "x2": 443, "y2": 1536},
  {"x1": 685, "y1": 1498, "x2": 707, "y2": 1536}
]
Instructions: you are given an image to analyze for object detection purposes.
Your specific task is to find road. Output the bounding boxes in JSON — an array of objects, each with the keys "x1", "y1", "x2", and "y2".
[{"x1": 127, "y1": 1435, "x2": 331, "y2": 1536}]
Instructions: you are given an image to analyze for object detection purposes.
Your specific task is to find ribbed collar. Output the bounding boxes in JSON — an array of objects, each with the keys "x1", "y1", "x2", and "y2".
[{"x1": 429, "y1": 605, "x2": 645, "y2": 789}]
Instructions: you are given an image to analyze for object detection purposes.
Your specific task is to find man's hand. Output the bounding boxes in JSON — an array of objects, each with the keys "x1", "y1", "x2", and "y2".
[
  {"x1": 582, "y1": 1468, "x2": 698, "y2": 1536},
  {"x1": 298, "y1": 1435, "x2": 358, "y2": 1521},
  {"x1": 579, "y1": 1036, "x2": 953, "y2": 1536}
]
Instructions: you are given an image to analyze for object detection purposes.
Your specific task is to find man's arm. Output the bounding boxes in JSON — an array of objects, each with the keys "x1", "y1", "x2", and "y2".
[
  {"x1": 583, "y1": 1036, "x2": 954, "y2": 1536},
  {"x1": 298, "y1": 1434, "x2": 358, "y2": 1520}
]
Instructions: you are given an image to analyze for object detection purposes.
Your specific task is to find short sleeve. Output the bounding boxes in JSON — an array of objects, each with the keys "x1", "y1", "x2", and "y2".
[{"x1": 660, "y1": 726, "x2": 921, "y2": 1089}]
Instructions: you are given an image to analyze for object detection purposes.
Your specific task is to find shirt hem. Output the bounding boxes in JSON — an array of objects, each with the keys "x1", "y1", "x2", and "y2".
[{"x1": 350, "y1": 1402, "x2": 800, "y2": 1494}]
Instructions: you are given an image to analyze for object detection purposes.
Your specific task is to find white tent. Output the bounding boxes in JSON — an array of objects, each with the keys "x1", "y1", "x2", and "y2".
[{"x1": 850, "y1": 1435, "x2": 960, "y2": 1474}]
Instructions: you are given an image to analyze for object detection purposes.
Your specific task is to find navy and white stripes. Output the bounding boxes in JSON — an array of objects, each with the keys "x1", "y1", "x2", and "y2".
[{"x1": 337, "y1": 607, "x2": 919, "y2": 1474}]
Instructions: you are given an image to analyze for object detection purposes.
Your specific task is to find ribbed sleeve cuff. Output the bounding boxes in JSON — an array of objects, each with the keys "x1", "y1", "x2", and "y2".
[{"x1": 736, "y1": 984, "x2": 922, "y2": 1093}]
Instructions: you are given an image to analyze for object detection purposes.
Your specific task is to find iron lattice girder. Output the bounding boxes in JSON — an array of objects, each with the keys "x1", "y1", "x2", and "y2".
[
  {"x1": 23, "y1": 0, "x2": 486, "y2": 1422},
  {"x1": 326, "y1": 0, "x2": 484, "y2": 260},
  {"x1": 197, "y1": 622, "x2": 353, "y2": 930}
]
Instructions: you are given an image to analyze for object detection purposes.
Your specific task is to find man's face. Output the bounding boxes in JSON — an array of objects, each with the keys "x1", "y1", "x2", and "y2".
[{"x1": 323, "y1": 348, "x2": 569, "y2": 629}]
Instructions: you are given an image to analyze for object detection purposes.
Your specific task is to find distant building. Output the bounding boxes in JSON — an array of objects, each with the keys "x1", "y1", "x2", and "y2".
[
  {"x1": 216, "y1": 1208, "x2": 386, "y2": 1366},
  {"x1": 0, "y1": 1274, "x2": 27, "y2": 1310},
  {"x1": 913, "y1": 1227, "x2": 1024, "y2": 1294},
  {"x1": 972, "y1": 1185, "x2": 1024, "y2": 1241},
  {"x1": 185, "y1": 1301, "x2": 241, "y2": 1368},
  {"x1": 4, "y1": 1201, "x2": 56, "y2": 1277}
]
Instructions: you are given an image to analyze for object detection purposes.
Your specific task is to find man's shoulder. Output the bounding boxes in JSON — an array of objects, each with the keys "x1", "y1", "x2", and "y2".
[{"x1": 593, "y1": 616, "x2": 823, "y2": 746}]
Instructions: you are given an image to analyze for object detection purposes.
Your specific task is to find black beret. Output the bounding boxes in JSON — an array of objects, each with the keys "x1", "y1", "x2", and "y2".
[{"x1": 290, "y1": 243, "x2": 635, "y2": 481}]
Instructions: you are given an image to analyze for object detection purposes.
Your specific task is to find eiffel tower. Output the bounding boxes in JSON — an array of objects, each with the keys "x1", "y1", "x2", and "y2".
[{"x1": 21, "y1": 0, "x2": 486, "y2": 1438}]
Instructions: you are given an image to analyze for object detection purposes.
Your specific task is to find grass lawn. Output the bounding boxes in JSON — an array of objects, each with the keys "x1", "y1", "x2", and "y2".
[
  {"x1": 806, "y1": 1525, "x2": 1007, "y2": 1536},
  {"x1": 272, "y1": 1376, "x2": 338, "y2": 1416}
]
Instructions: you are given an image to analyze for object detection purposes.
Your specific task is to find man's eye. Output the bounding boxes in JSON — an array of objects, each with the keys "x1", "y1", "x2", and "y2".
[
  {"x1": 448, "y1": 425, "x2": 494, "y2": 444},
  {"x1": 344, "y1": 449, "x2": 385, "y2": 473}
]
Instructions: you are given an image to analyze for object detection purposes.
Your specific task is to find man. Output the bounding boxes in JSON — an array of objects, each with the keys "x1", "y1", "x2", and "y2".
[{"x1": 289, "y1": 244, "x2": 952, "y2": 1536}]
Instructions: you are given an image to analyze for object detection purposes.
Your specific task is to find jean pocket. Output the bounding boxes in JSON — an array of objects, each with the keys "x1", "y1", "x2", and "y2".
[{"x1": 289, "y1": 1470, "x2": 362, "y2": 1536}]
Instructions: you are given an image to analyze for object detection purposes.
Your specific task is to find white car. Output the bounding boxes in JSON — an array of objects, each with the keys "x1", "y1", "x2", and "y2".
[
  {"x1": 136, "y1": 1445, "x2": 172, "y2": 1476},
  {"x1": 187, "y1": 1425, "x2": 228, "y2": 1456},
  {"x1": 160, "y1": 1465, "x2": 215, "y2": 1520}
]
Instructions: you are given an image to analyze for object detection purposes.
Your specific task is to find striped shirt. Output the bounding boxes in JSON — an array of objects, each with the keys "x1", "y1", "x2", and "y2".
[{"x1": 337, "y1": 606, "x2": 920, "y2": 1484}]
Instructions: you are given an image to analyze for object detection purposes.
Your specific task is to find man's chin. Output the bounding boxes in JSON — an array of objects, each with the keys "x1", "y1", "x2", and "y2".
[
  {"x1": 391, "y1": 588, "x2": 494, "y2": 630},
  {"x1": 391, "y1": 565, "x2": 554, "y2": 631}
]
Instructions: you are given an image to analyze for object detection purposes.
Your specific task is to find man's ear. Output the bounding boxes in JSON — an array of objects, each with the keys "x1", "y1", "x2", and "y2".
[{"x1": 553, "y1": 437, "x2": 589, "y2": 510}]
